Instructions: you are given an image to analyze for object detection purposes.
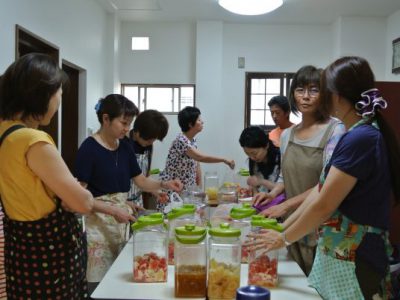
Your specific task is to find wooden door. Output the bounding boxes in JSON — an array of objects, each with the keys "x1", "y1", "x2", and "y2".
[
  {"x1": 376, "y1": 81, "x2": 400, "y2": 245},
  {"x1": 15, "y1": 25, "x2": 60, "y2": 145},
  {"x1": 61, "y1": 61, "x2": 80, "y2": 172}
]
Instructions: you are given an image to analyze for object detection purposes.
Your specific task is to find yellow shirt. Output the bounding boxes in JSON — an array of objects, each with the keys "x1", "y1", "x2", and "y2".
[{"x1": 0, "y1": 120, "x2": 57, "y2": 221}]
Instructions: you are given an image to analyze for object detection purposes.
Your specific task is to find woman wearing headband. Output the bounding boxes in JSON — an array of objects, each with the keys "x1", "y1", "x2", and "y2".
[{"x1": 247, "y1": 56, "x2": 400, "y2": 299}]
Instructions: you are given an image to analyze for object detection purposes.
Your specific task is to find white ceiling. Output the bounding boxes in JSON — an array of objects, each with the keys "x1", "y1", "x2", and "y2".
[{"x1": 96, "y1": 0, "x2": 400, "y2": 25}]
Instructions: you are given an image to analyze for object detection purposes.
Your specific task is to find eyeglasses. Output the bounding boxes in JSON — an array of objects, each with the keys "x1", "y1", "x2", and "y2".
[{"x1": 294, "y1": 87, "x2": 320, "y2": 97}]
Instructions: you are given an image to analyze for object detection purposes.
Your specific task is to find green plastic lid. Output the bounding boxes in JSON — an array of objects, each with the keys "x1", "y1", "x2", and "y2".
[
  {"x1": 230, "y1": 203, "x2": 256, "y2": 219},
  {"x1": 239, "y1": 168, "x2": 250, "y2": 176},
  {"x1": 131, "y1": 213, "x2": 164, "y2": 231},
  {"x1": 251, "y1": 216, "x2": 284, "y2": 232},
  {"x1": 208, "y1": 223, "x2": 241, "y2": 237},
  {"x1": 149, "y1": 168, "x2": 160, "y2": 175},
  {"x1": 175, "y1": 224, "x2": 207, "y2": 244},
  {"x1": 166, "y1": 204, "x2": 196, "y2": 220}
]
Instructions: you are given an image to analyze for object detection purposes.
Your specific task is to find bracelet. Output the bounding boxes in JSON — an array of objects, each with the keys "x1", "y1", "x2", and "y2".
[{"x1": 281, "y1": 232, "x2": 292, "y2": 246}]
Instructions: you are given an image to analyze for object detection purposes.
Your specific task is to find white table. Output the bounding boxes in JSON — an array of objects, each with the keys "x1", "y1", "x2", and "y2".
[{"x1": 91, "y1": 239, "x2": 321, "y2": 300}]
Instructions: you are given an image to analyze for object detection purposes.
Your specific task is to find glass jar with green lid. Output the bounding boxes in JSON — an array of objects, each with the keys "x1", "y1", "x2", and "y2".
[
  {"x1": 174, "y1": 224, "x2": 207, "y2": 298},
  {"x1": 131, "y1": 213, "x2": 167, "y2": 283},
  {"x1": 208, "y1": 223, "x2": 241, "y2": 300},
  {"x1": 247, "y1": 215, "x2": 283, "y2": 288},
  {"x1": 166, "y1": 204, "x2": 199, "y2": 265},
  {"x1": 229, "y1": 203, "x2": 257, "y2": 263}
]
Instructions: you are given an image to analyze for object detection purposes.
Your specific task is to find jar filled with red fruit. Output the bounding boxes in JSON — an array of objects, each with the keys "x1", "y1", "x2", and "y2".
[
  {"x1": 247, "y1": 216, "x2": 283, "y2": 288},
  {"x1": 132, "y1": 213, "x2": 168, "y2": 283},
  {"x1": 174, "y1": 224, "x2": 207, "y2": 298},
  {"x1": 166, "y1": 204, "x2": 198, "y2": 265},
  {"x1": 208, "y1": 223, "x2": 241, "y2": 300},
  {"x1": 229, "y1": 203, "x2": 256, "y2": 263}
]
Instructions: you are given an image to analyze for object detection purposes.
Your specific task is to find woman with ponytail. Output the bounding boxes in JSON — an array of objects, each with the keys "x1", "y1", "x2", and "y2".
[{"x1": 247, "y1": 56, "x2": 400, "y2": 299}]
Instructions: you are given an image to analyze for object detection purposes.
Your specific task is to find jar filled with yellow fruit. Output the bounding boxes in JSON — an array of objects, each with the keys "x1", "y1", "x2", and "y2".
[{"x1": 208, "y1": 223, "x2": 241, "y2": 300}]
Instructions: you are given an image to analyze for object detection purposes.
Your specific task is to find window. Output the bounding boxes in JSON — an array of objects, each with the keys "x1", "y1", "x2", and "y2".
[
  {"x1": 131, "y1": 37, "x2": 149, "y2": 50},
  {"x1": 121, "y1": 84, "x2": 195, "y2": 113},
  {"x1": 245, "y1": 72, "x2": 299, "y2": 129}
]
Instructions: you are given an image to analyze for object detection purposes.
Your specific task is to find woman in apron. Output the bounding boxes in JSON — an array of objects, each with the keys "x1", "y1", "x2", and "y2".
[
  {"x1": 127, "y1": 109, "x2": 169, "y2": 208},
  {"x1": 249, "y1": 56, "x2": 400, "y2": 299},
  {"x1": 0, "y1": 54, "x2": 134, "y2": 299},
  {"x1": 254, "y1": 65, "x2": 345, "y2": 275},
  {"x1": 75, "y1": 95, "x2": 182, "y2": 287}
]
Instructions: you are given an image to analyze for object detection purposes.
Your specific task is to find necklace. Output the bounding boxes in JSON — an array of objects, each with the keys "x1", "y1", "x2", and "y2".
[{"x1": 95, "y1": 132, "x2": 119, "y2": 166}]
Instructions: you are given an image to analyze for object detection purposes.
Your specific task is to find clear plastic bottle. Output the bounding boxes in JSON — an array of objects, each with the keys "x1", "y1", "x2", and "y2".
[
  {"x1": 229, "y1": 203, "x2": 256, "y2": 263},
  {"x1": 217, "y1": 184, "x2": 238, "y2": 204},
  {"x1": 174, "y1": 224, "x2": 207, "y2": 298},
  {"x1": 247, "y1": 216, "x2": 283, "y2": 288},
  {"x1": 131, "y1": 213, "x2": 168, "y2": 283},
  {"x1": 208, "y1": 223, "x2": 241, "y2": 300},
  {"x1": 204, "y1": 171, "x2": 219, "y2": 204},
  {"x1": 167, "y1": 204, "x2": 198, "y2": 265}
]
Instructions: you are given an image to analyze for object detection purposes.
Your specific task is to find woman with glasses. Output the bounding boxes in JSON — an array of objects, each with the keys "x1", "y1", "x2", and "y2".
[{"x1": 253, "y1": 65, "x2": 345, "y2": 275}]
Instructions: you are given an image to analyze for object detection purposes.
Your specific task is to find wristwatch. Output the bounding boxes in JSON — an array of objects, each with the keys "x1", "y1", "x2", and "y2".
[{"x1": 281, "y1": 232, "x2": 292, "y2": 246}]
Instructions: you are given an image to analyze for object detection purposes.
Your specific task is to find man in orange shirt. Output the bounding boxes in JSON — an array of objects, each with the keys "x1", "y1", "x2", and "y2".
[{"x1": 268, "y1": 95, "x2": 294, "y2": 147}]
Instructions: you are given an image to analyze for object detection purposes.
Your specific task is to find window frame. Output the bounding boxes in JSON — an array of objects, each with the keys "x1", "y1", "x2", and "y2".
[
  {"x1": 244, "y1": 72, "x2": 294, "y2": 129},
  {"x1": 121, "y1": 83, "x2": 196, "y2": 114}
]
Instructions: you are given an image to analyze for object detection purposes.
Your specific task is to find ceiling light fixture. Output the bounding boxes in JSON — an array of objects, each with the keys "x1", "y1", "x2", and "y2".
[{"x1": 218, "y1": 0, "x2": 283, "y2": 16}]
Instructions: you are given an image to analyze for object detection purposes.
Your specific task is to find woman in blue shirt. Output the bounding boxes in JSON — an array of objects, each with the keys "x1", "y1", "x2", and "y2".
[{"x1": 75, "y1": 94, "x2": 182, "y2": 286}]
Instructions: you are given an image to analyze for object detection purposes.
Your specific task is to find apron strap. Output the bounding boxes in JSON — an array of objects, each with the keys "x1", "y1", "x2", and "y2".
[
  {"x1": 0, "y1": 124, "x2": 25, "y2": 147},
  {"x1": 0, "y1": 124, "x2": 26, "y2": 217},
  {"x1": 317, "y1": 119, "x2": 337, "y2": 149}
]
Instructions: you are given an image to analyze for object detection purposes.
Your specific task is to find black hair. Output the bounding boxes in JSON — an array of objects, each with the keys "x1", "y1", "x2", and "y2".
[
  {"x1": 323, "y1": 56, "x2": 400, "y2": 204},
  {"x1": 178, "y1": 106, "x2": 201, "y2": 132},
  {"x1": 95, "y1": 94, "x2": 139, "y2": 124},
  {"x1": 239, "y1": 126, "x2": 280, "y2": 179},
  {"x1": 268, "y1": 95, "x2": 290, "y2": 113},
  {"x1": 131, "y1": 109, "x2": 169, "y2": 141},
  {"x1": 0, "y1": 53, "x2": 68, "y2": 121},
  {"x1": 288, "y1": 65, "x2": 330, "y2": 122}
]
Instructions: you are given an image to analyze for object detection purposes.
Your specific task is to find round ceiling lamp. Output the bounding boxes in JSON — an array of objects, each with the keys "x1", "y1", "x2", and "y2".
[{"x1": 218, "y1": 0, "x2": 283, "y2": 16}]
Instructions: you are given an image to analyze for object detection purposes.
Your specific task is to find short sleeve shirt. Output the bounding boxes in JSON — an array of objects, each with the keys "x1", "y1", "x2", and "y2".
[
  {"x1": 324, "y1": 124, "x2": 391, "y2": 229},
  {"x1": 0, "y1": 120, "x2": 57, "y2": 221},
  {"x1": 160, "y1": 133, "x2": 197, "y2": 190},
  {"x1": 75, "y1": 137, "x2": 142, "y2": 197}
]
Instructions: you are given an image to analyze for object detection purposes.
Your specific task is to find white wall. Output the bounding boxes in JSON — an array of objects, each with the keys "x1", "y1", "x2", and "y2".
[
  {"x1": 336, "y1": 17, "x2": 387, "y2": 79},
  {"x1": 0, "y1": 0, "x2": 113, "y2": 144},
  {"x1": 386, "y1": 10, "x2": 400, "y2": 81}
]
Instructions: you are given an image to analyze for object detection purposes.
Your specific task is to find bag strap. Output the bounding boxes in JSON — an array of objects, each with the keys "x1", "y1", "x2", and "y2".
[{"x1": 0, "y1": 124, "x2": 25, "y2": 147}]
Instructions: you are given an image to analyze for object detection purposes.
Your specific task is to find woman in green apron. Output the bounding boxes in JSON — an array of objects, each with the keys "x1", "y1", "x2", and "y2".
[
  {"x1": 248, "y1": 56, "x2": 400, "y2": 299},
  {"x1": 254, "y1": 65, "x2": 345, "y2": 275}
]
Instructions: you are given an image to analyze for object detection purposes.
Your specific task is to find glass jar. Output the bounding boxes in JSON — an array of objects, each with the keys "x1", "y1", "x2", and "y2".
[
  {"x1": 174, "y1": 224, "x2": 207, "y2": 298},
  {"x1": 247, "y1": 216, "x2": 283, "y2": 288},
  {"x1": 204, "y1": 171, "x2": 219, "y2": 204},
  {"x1": 237, "y1": 169, "x2": 253, "y2": 199},
  {"x1": 167, "y1": 204, "x2": 198, "y2": 265},
  {"x1": 131, "y1": 213, "x2": 168, "y2": 283},
  {"x1": 229, "y1": 203, "x2": 256, "y2": 263},
  {"x1": 217, "y1": 183, "x2": 238, "y2": 204},
  {"x1": 208, "y1": 223, "x2": 241, "y2": 300}
]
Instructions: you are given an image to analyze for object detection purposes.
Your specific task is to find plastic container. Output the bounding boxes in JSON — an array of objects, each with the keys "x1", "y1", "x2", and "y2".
[
  {"x1": 208, "y1": 223, "x2": 241, "y2": 300},
  {"x1": 247, "y1": 216, "x2": 283, "y2": 288},
  {"x1": 229, "y1": 203, "x2": 257, "y2": 263},
  {"x1": 236, "y1": 285, "x2": 271, "y2": 300},
  {"x1": 131, "y1": 213, "x2": 168, "y2": 282},
  {"x1": 174, "y1": 224, "x2": 207, "y2": 298},
  {"x1": 204, "y1": 171, "x2": 219, "y2": 204},
  {"x1": 237, "y1": 169, "x2": 253, "y2": 199},
  {"x1": 218, "y1": 183, "x2": 238, "y2": 204},
  {"x1": 167, "y1": 204, "x2": 198, "y2": 265}
]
